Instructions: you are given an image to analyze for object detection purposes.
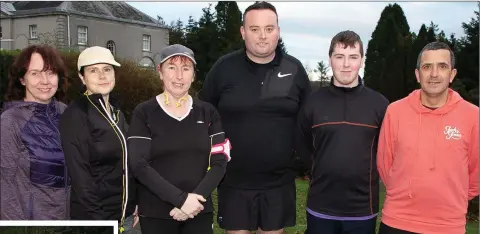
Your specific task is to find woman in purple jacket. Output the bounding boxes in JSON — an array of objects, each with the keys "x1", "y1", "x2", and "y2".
[{"x1": 0, "y1": 45, "x2": 70, "y2": 220}]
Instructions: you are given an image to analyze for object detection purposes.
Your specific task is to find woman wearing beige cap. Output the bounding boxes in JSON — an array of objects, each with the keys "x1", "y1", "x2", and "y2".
[
  {"x1": 127, "y1": 44, "x2": 230, "y2": 234},
  {"x1": 59, "y1": 46, "x2": 138, "y2": 233}
]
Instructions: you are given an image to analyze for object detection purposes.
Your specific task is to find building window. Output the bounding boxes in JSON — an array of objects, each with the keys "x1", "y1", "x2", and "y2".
[
  {"x1": 29, "y1": 25, "x2": 37, "y2": 39},
  {"x1": 78, "y1": 26, "x2": 88, "y2": 45},
  {"x1": 142, "y1": 35, "x2": 151, "y2": 51},
  {"x1": 106, "y1": 40, "x2": 116, "y2": 56},
  {"x1": 138, "y1": 56, "x2": 154, "y2": 68}
]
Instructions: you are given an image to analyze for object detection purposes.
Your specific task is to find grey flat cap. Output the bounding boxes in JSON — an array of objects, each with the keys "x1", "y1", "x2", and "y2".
[{"x1": 159, "y1": 44, "x2": 196, "y2": 65}]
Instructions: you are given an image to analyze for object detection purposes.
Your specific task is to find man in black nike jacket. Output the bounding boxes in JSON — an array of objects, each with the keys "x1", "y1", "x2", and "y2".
[{"x1": 199, "y1": 2, "x2": 311, "y2": 233}]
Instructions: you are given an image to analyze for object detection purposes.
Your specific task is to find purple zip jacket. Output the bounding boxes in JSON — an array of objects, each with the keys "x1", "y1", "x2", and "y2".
[{"x1": 1, "y1": 99, "x2": 70, "y2": 220}]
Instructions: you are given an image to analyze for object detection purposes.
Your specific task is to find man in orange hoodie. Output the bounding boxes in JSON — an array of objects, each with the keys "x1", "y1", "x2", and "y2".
[{"x1": 377, "y1": 41, "x2": 479, "y2": 234}]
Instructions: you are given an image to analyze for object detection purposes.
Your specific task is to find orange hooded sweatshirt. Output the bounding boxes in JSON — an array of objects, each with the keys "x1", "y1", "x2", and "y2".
[{"x1": 377, "y1": 88, "x2": 479, "y2": 234}]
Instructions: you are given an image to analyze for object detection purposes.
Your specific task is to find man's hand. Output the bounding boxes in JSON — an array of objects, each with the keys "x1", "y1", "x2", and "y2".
[
  {"x1": 169, "y1": 207, "x2": 189, "y2": 221},
  {"x1": 180, "y1": 193, "x2": 206, "y2": 218}
]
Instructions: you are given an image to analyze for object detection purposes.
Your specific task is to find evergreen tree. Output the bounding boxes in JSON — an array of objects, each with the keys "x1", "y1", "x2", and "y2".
[
  {"x1": 314, "y1": 61, "x2": 329, "y2": 87},
  {"x1": 194, "y1": 4, "x2": 219, "y2": 85},
  {"x1": 447, "y1": 33, "x2": 458, "y2": 52},
  {"x1": 277, "y1": 37, "x2": 287, "y2": 54},
  {"x1": 168, "y1": 19, "x2": 185, "y2": 45},
  {"x1": 364, "y1": 3, "x2": 411, "y2": 102},
  {"x1": 215, "y1": 1, "x2": 243, "y2": 54},
  {"x1": 426, "y1": 21, "x2": 439, "y2": 42},
  {"x1": 184, "y1": 15, "x2": 200, "y2": 50},
  {"x1": 455, "y1": 7, "x2": 479, "y2": 104},
  {"x1": 405, "y1": 24, "x2": 428, "y2": 93}
]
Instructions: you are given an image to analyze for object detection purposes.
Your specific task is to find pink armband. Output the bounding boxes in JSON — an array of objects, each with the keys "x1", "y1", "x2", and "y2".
[{"x1": 211, "y1": 139, "x2": 232, "y2": 162}]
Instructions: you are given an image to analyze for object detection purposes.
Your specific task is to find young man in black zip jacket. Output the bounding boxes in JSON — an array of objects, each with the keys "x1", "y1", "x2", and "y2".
[
  {"x1": 296, "y1": 31, "x2": 389, "y2": 234},
  {"x1": 199, "y1": 2, "x2": 311, "y2": 233},
  {"x1": 60, "y1": 46, "x2": 137, "y2": 233}
]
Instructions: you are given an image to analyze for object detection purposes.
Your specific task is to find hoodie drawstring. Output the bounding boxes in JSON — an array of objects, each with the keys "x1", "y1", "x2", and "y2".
[
  {"x1": 410, "y1": 113, "x2": 423, "y2": 199},
  {"x1": 430, "y1": 113, "x2": 444, "y2": 170}
]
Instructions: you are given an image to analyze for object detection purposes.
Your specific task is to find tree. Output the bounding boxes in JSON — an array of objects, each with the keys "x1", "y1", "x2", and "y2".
[
  {"x1": 215, "y1": 1, "x2": 243, "y2": 55},
  {"x1": 447, "y1": 33, "x2": 458, "y2": 52},
  {"x1": 184, "y1": 15, "x2": 199, "y2": 50},
  {"x1": 193, "y1": 4, "x2": 219, "y2": 86},
  {"x1": 455, "y1": 6, "x2": 479, "y2": 105},
  {"x1": 168, "y1": 19, "x2": 185, "y2": 45},
  {"x1": 314, "y1": 61, "x2": 330, "y2": 87},
  {"x1": 426, "y1": 21, "x2": 439, "y2": 42},
  {"x1": 405, "y1": 24, "x2": 428, "y2": 93},
  {"x1": 277, "y1": 37, "x2": 287, "y2": 54},
  {"x1": 364, "y1": 3, "x2": 411, "y2": 102}
]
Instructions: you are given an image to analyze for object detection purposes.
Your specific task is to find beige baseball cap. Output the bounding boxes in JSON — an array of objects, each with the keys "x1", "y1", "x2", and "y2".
[{"x1": 77, "y1": 46, "x2": 121, "y2": 71}]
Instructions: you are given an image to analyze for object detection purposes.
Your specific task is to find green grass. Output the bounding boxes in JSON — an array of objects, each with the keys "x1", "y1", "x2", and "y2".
[{"x1": 211, "y1": 179, "x2": 479, "y2": 234}]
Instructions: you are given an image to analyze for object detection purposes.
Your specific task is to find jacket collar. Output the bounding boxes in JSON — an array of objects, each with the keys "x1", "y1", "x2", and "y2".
[
  {"x1": 328, "y1": 76, "x2": 364, "y2": 96},
  {"x1": 84, "y1": 92, "x2": 121, "y2": 112},
  {"x1": 244, "y1": 45, "x2": 283, "y2": 73}
]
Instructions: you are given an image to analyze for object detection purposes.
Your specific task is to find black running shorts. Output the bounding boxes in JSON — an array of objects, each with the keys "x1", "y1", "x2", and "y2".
[{"x1": 217, "y1": 182, "x2": 296, "y2": 231}]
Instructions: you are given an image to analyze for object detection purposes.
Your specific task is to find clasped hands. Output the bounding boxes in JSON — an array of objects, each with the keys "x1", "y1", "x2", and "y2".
[{"x1": 170, "y1": 193, "x2": 206, "y2": 222}]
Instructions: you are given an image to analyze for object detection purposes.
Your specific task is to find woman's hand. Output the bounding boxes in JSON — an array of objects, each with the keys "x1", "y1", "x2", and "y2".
[
  {"x1": 180, "y1": 193, "x2": 206, "y2": 218},
  {"x1": 170, "y1": 207, "x2": 189, "y2": 221}
]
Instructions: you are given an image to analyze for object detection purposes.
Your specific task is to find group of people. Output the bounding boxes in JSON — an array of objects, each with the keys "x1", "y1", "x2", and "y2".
[{"x1": 0, "y1": 1, "x2": 477, "y2": 234}]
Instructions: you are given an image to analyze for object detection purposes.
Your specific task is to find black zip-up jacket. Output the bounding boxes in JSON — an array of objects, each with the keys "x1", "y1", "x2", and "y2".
[
  {"x1": 59, "y1": 93, "x2": 136, "y2": 222},
  {"x1": 296, "y1": 78, "x2": 389, "y2": 217},
  {"x1": 199, "y1": 47, "x2": 311, "y2": 189}
]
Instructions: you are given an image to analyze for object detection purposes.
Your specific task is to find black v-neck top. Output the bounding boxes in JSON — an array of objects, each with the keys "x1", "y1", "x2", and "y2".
[{"x1": 127, "y1": 95, "x2": 228, "y2": 218}]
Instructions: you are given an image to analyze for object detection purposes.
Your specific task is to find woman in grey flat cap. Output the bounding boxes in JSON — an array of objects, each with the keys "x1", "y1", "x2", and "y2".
[{"x1": 127, "y1": 44, "x2": 230, "y2": 234}]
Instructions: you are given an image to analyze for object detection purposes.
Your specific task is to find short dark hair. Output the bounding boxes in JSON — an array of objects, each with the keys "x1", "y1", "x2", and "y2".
[
  {"x1": 416, "y1": 41, "x2": 455, "y2": 69},
  {"x1": 329, "y1": 30, "x2": 364, "y2": 57},
  {"x1": 243, "y1": 1, "x2": 278, "y2": 25},
  {"x1": 4, "y1": 45, "x2": 69, "y2": 102},
  {"x1": 79, "y1": 64, "x2": 118, "y2": 76}
]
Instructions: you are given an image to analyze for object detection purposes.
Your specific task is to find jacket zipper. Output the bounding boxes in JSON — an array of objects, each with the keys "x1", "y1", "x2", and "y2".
[
  {"x1": 84, "y1": 95, "x2": 128, "y2": 229},
  {"x1": 96, "y1": 99, "x2": 129, "y2": 230},
  {"x1": 264, "y1": 68, "x2": 274, "y2": 94},
  {"x1": 45, "y1": 103, "x2": 69, "y2": 219}
]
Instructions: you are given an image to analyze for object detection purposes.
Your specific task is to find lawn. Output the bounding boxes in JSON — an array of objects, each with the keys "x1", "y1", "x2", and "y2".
[{"x1": 211, "y1": 179, "x2": 479, "y2": 234}]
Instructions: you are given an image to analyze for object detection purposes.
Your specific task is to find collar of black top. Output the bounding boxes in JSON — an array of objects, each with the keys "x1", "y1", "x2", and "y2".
[
  {"x1": 86, "y1": 92, "x2": 121, "y2": 111},
  {"x1": 328, "y1": 76, "x2": 364, "y2": 96},
  {"x1": 243, "y1": 44, "x2": 283, "y2": 67}
]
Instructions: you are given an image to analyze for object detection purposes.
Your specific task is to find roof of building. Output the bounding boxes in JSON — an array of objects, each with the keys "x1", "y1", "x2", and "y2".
[
  {"x1": 2, "y1": 1, "x2": 167, "y2": 29},
  {"x1": 0, "y1": 2, "x2": 15, "y2": 15}
]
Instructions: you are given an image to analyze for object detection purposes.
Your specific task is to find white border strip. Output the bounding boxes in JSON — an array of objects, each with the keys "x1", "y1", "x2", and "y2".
[{"x1": 0, "y1": 221, "x2": 118, "y2": 233}]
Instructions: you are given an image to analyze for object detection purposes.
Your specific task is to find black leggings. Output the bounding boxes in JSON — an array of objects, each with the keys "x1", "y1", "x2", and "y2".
[{"x1": 139, "y1": 213, "x2": 213, "y2": 234}]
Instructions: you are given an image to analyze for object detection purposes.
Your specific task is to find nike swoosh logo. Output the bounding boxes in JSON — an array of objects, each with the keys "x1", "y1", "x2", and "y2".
[{"x1": 278, "y1": 72, "x2": 292, "y2": 78}]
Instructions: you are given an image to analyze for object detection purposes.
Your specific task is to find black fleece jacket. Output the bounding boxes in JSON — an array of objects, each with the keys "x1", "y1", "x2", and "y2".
[
  {"x1": 60, "y1": 93, "x2": 136, "y2": 221},
  {"x1": 296, "y1": 78, "x2": 389, "y2": 217}
]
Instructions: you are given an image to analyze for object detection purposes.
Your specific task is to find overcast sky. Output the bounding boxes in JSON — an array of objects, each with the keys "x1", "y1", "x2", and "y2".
[{"x1": 127, "y1": 1, "x2": 478, "y2": 78}]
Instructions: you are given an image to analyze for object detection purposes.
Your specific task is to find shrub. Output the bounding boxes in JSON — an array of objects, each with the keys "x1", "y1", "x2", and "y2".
[{"x1": 0, "y1": 50, "x2": 21, "y2": 111}]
